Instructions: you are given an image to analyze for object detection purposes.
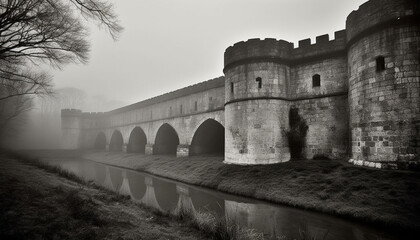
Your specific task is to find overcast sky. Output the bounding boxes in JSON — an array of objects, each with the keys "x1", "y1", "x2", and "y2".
[{"x1": 51, "y1": 0, "x2": 366, "y2": 111}]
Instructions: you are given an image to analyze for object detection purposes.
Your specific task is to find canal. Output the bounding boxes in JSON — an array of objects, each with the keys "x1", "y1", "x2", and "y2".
[{"x1": 44, "y1": 157, "x2": 398, "y2": 240}]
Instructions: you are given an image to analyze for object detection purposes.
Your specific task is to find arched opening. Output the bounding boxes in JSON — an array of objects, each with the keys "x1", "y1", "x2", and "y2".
[
  {"x1": 312, "y1": 74, "x2": 321, "y2": 87},
  {"x1": 190, "y1": 119, "x2": 224, "y2": 156},
  {"x1": 94, "y1": 132, "x2": 106, "y2": 150},
  {"x1": 109, "y1": 130, "x2": 123, "y2": 152},
  {"x1": 127, "y1": 127, "x2": 147, "y2": 153},
  {"x1": 154, "y1": 124, "x2": 179, "y2": 155}
]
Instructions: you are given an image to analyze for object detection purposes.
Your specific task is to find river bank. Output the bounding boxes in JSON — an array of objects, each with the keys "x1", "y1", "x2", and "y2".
[
  {"x1": 83, "y1": 151, "x2": 420, "y2": 233},
  {"x1": 25, "y1": 150, "x2": 420, "y2": 237},
  {"x1": 1, "y1": 152, "x2": 260, "y2": 240}
]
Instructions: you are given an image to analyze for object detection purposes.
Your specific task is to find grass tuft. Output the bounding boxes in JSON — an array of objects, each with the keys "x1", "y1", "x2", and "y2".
[{"x1": 173, "y1": 206, "x2": 264, "y2": 240}]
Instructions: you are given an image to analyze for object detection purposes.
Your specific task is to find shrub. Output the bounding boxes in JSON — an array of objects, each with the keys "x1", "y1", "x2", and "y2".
[{"x1": 286, "y1": 107, "x2": 308, "y2": 160}]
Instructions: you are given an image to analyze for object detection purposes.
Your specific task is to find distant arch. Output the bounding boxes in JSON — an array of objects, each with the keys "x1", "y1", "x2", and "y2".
[
  {"x1": 109, "y1": 130, "x2": 123, "y2": 152},
  {"x1": 94, "y1": 132, "x2": 106, "y2": 150},
  {"x1": 128, "y1": 127, "x2": 147, "y2": 153},
  {"x1": 190, "y1": 119, "x2": 224, "y2": 156},
  {"x1": 154, "y1": 123, "x2": 179, "y2": 155}
]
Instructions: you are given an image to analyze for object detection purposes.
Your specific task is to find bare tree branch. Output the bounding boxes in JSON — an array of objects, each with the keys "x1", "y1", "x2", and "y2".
[{"x1": 0, "y1": 0, "x2": 122, "y2": 139}]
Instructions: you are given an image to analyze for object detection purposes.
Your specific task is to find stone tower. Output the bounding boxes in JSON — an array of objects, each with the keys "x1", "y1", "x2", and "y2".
[
  {"x1": 61, "y1": 109, "x2": 82, "y2": 149},
  {"x1": 223, "y1": 39, "x2": 293, "y2": 164},
  {"x1": 346, "y1": 0, "x2": 420, "y2": 165}
]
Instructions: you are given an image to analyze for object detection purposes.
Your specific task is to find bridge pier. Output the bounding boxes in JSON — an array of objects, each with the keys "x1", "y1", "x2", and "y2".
[
  {"x1": 175, "y1": 184, "x2": 195, "y2": 215},
  {"x1": 122, "y1": 144, "x2": 128, "y2": 153},
  {"x1": 105, "y1": 144, "x2": 110, "y2": 151},
  {"x1": 177, "y1": 144, "x2": 190, "y2": 157},
  {"x1": 145, "y1": 144, "x2": 154, "y2": 155},
  {"x1": 141, "y1": 176, "x2": 162, "y2": 211}
]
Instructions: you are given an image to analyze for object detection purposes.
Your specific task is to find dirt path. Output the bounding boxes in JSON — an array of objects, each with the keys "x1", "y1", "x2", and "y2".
[{"x1": 0, "y1": 154, "x2": 209, "y2": 240}]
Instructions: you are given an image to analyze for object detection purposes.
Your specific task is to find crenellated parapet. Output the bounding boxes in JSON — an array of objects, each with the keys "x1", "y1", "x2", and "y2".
[
  {"x1": 81, "y1": 112, "x2": 105, "y2": 118},
  {"x1": 224, "y1": 38, "x2": 292, "y2": 72},
  {"x1": 61, "y1": 109, "x2": 82, "y2": 117},
  {"x1": 223, "y1": 31, "x2": 348, "y2": 71},
  {"x1": 290, "y1": 30, "x2": 346, "y2": 63}
]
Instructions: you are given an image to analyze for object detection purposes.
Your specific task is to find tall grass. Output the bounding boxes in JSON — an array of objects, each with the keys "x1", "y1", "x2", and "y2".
[{"x1": 174, "y1": 205, "x2": 264, "y2": 240}]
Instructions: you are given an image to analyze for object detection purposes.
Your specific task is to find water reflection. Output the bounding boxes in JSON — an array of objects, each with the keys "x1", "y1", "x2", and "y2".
[
  {"x1": 127, "y1": 171, "x2": 146, "y2": 199},
  {"x1": 153, "y1": 177, "x2": 178, "y2": 211},
  {"x1": 94, "y1": 164, "x2": 106, "y2": 184},
  {"x1": 46, "y1": 158, "x2": 398, "y2": 240}
]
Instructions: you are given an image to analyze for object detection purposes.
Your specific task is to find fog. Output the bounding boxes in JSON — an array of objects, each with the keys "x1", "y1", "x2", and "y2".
[
  {"x1": 52, "y1": 0, "x2": 366, "y2": 104},
  {"x1": 1, "y1": 88, "x2": 126, "y2": 149}
]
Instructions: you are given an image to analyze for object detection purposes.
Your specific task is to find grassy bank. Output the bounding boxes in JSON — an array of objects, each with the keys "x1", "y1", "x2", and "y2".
[
  {"x1": 77, "y1": 151, "x2": 420, "y2": 234},
  {"x1": 0, "y1": 152, "x2": 267, "y2": 240}
]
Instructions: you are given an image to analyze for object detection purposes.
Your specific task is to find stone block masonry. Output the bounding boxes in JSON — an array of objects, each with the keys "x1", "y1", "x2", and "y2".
[{"x1": 61, "y1": 0, "x2": 419, "y2": 168}]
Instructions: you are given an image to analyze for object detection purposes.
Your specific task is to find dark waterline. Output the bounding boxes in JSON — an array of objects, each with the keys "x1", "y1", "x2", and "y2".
[{"x1": 45, "y1": 157, "x2": 399, "y2": 240}]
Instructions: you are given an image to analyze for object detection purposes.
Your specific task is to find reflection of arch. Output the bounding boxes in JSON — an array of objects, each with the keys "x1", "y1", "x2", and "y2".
[
  {"x1": 109, "y1": 130, "x2": 123, "y2": 152},
  {"x1": 127, "y1": 171, "x2": 146, "y2": 200},
  {"x1": 190, "y1": 119, "x2": 224, "y2": 155},
  {"x1": 94, "y1": 132, "x2": 106, "y2": 149},
  {"x1": 154, "y1": 123, "x2": 179, "y2": 155},
  {"x1": 128, "y1": 127, "x2": 147, "y2": 153},
  {"x1": 153, "y1": 178, "x2": 178, "y2": 211}
]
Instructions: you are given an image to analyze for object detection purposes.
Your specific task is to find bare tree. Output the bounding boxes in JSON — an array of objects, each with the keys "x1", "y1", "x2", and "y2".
[{"x1": 0, "y1": 0, "x2": 122, "y2": 141}]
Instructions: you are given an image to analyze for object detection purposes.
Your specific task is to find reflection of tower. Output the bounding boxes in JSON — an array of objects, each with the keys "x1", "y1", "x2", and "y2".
[
  {"x1": 141, "y1": 176, "x2": 162, "y2": 211},
  {"x1": 103, "y1": 166, "x2": 114, "y2": 190},
  {"x1": 175, "y1": 184, "x2": 196, "y2": 215},
  {"x1": 118, "y1": 171, "x2": 132, "y2": 197},
  {"x1": 224, "y1": 39, "x2": 291, "y2": 164}
]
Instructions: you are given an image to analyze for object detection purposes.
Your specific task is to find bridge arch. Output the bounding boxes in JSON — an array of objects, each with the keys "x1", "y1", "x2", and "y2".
[
  {"x1": 190, "y1": 119, "x2": 224, "y2": 156},
  {"x1": 94, "y1": 132, "x2": 107, "y2": 150},
  {"x1": 154, "y1": 123, "x2": 179, "y2": 155},
  {"x1": 109, "y1": 130, "x2": 124, "y2": 152},
  {"x1": 128, "y1": 127, "x2": 147, "y2": 153}
]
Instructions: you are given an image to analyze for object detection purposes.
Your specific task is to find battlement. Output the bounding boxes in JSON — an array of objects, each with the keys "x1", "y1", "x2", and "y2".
[
  {"x1": 61, "y1": 109, "x2": 82, "y2": 117},
  {"x1": 224, "y1": 30, "x2": 347, "y2": 69},
  {"x1": 291, "y1": 30, "x2": 347, "y2": 61},
  {"x1": 346, "y1": 0, "x2": 420, "y2": 45},
  {"x1": 81, "y1": 112, "x2": 105, "y2": 118},
  {"x1": 224, "y1": 38, "x2": 293, "y2": 68}
]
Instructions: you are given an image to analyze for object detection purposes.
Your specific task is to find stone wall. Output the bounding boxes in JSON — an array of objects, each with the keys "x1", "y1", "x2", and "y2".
[
  {"x1": 289, "y1": 57, "x2": 347, "y2": 98},
  {"x1": 292, "y1": 95, "x2": 349, "y2": 159}
]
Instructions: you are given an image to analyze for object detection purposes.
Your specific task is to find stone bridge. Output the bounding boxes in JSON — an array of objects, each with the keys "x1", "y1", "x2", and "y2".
[{"x1": 61, "y1": 77, "x2": 226, "y2": 157}]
